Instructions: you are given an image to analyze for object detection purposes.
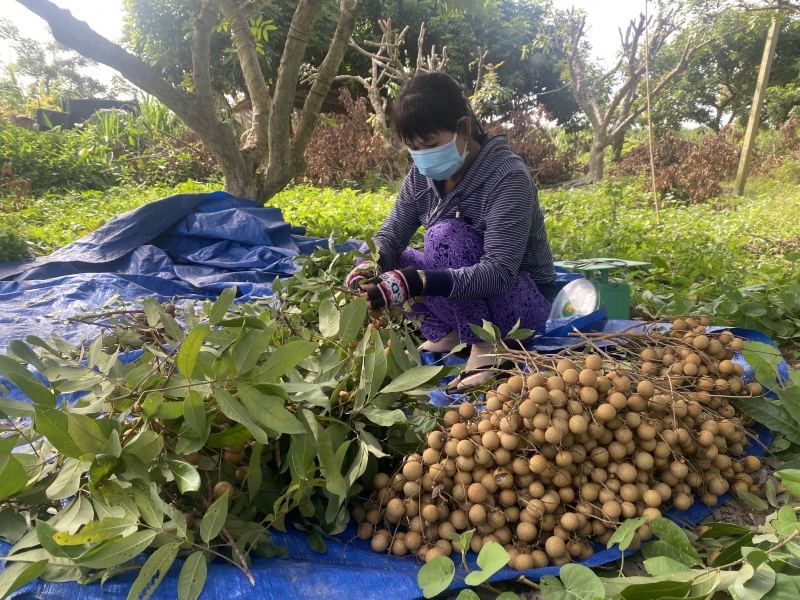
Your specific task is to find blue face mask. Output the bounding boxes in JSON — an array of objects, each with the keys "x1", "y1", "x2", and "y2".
[{"x1": 408, "y1": 130, "x2": 469, "y2": 181}]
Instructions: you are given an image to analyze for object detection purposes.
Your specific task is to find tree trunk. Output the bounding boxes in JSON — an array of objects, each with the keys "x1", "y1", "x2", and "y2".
[
  {"x1": 611, "y1": 132, "x2": 625, "y2": 163},
  {"x1": 588, "y1": 139, "x2": 606, "y2": 182}
]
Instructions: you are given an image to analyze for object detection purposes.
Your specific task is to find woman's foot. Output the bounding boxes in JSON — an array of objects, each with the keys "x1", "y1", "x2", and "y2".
[
  {"x1": 449, "y1": 342, "x2": 498, "y2": 390},
  {"x1": 419, "y1": 329, "x2": 460, "y2": 353}
]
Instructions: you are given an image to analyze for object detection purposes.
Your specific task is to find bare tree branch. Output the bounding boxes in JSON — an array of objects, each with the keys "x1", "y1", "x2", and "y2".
[
  {"x1": 287, "y1": 0, "x2": 362, "y2": 189},
  {"x1": 191, "y1": 0, "x2": 221, "y2": 119}
]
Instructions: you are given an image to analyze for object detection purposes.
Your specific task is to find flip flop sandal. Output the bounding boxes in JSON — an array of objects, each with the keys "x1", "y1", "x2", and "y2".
[{"x1": 447, "y1": 360, "x2": 516, "y2": 391}]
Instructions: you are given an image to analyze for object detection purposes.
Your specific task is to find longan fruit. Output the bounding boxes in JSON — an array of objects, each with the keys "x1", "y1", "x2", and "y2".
[
  {"x1": 443, "y1": 410, "x2": 461, "y2": 427},
  {"x1": 507, "y1": 375, "x2": 524, "y2": 394},
  {"x1": 468, "y1": 482, "x2": 488, "y2": 503},
  {"x1": 213, "y1": 481, "x2": 233, "y2": 499},
  {"x1": 427, "y1": 431, "x2": 445, "y2": 450},
  {"x1": 357, "y1": 522, "x2": 374, "y2": 540},
  {"x1": 450, "y1": 422, "x2": 469, "y2": 440},
  {"x1": 673, "y1": 493, "x2": 692, "y2": 511},
  {"x1": 743, "y1": 456, "x2": 762, "y2": 472},
  {"x1": 545, "y1": 536, "x2": 566, "y2": 558},
  {"x1": 596, "y1": 404, "x2": 617, "y2": 422},
  {"x1": 637, "y1": 380, "x2": 655, "y2": 398},
  {"x1": 459, "y1": 403, "x2": 476, "y2": 419},
  {"x1": 585, "y1": 354, "x2": 603, "y2": 371},
  {"x1": 374, "y1": 473, "x2": 391, "y2": 490},
  {"x1": 602, "y1": 500, "x2": 622, "y2": 520},
  {"x1": 386, "y1": 498, "x2": 406, "y2": 521},
  {"x1": 402, "y1": 461, "x2": 423, "y2": 481},
  {"x1": 469, "y1": 504, "x2": 487, "y2": 525},
  {"x1": 513, "y1": 552, "x2": 535, "y2": 571},
  {"x1": 560, "y1": 512, "x2": 580, "y2": 532},
  {"x1": 516, "y1": 521, "x2": 538, "y2": 542},
  {"x1": 482, "y1": 430, "x2": 501, "y2": 451},
  {"x1": 422, "y1": 504, "x2": 440, "y2": 523},
  {"x1": 580, "y1": 386, "x2": 599, "y2": 405},
  {"x1": 693, "y1": 335, "x2": 710, "y2": 350},
  {"x1": 371, "y1": 532, "x2": 391, "y2": 553}
]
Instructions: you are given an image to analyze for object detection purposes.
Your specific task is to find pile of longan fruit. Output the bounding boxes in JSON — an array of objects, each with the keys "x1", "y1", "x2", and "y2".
[{"x1": 352, "y1": 322, "x2": 766, "y2": 571}]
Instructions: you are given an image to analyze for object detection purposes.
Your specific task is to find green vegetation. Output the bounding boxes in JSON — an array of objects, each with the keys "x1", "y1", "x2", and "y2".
[{"x1": 3, "y1": 176, "x2": 799, "y2": 346}]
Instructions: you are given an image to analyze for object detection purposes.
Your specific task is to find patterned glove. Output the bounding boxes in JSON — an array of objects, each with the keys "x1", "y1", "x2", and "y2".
[
  {"x1": 345, "y1": 260, "x2": 380, "y2": 290},
  {"x1": 366, "y1": 268, "x2": 425, "y2": 310}
]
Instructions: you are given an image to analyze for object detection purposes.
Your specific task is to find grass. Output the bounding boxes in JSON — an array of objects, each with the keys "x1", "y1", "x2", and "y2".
[{"x1": 2, "y1": 176, "x2": 799, "y2": 345}]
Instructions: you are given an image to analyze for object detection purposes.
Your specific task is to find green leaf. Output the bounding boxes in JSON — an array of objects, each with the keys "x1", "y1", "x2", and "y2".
[
  {"x1": 607, "y1": 517, "x2": 646, "y2": 551},
  {"x1": 7, "y1": 373, "x2": 56, "y2": 407},
  {"x1": 733, "y1": 563, "x2": 776, "y2": 600},
  {"x1": 7, "y1": 340, "x2": 46, "y2": 374},
  {"x1": 741, "y1": 302, "x2": 768, "y2": 317},
  {"x1": 0, "y1": 354, "x2": 38, "y2": 386},
  {"x1": 248, "y1": 442, "x2": 263, "y2": 503},
  {"x1": 0, "y1": 397, "x2": 34, "y2": 418},
  {"x1": 737, "y1": 487, "x2": 769, "y2": 511},
  {"x1": 464, "y1": 541, "x2": 510, "y2": 586},
  {"x1": 184, "y1": 391, "x2": 207, "y2": 437},
  {"x1": 0, "y1": 510, "x2": 28, "y2": 544},
  {"x1": 620, "y1": 580, "x2": 691, "y2": 600},
  {"x1": 698, "y1": 523, "x2": 752, "y2": 539},
  {"x1": 89, "y1": 454, "x2": 124, "y2": 487},
  {"x1": 495, "y1": 595, "x2": 520, "y2": 600},
  {"x1": 177, "y1": 551, "x2": 207, "y2": 600},
  {"x1": 237, "y1": 385, "x2": 304, "y2": 434},
  {"x1": 643, "y1": 556, "x2": 693, "y2": 575},
  {"x1": 456, "y1": 591, "x2": 481, "y2": 600},
  {"x1": 417, "y1": 555, "x2": 455, "y2": 598},
  {"x1": 641, "y1": 518, "x2": 702, "y2": 567},
  {"x1": 213, "y1": 388, "x2": 269, "y2": 443},
  {"x1": 68, "y1": 413, "x2": 110, "y2": 455},
  {"x1": 338, "y1": 297, "x2": 366, "y2": 346},
  {"x1": 315, "y1": 425, "x2": 347, "y2": 498},
  {"x1": 200, "y1": 491, "x2": 229, "y2": 543},
  {"x1": 53, "y1": 517, "x2": 137, "y2": 546},
  {"x1": 0, "y1": 455, "x2": 28, "y2": 501},
  {"x1": 33, "y1": 405, "x2": 82, "y2": 458},
  {"x1": 762, "y1": 574, "x2": 800, "y2": 600},
  {"x1": 306, "y1": 530, "x2": 327, "y2": 553},
  {"x1": 259, "y1": 341, "x2": 317, "y2": 382},
  {"x1": 469, "y1": 322, "x2": 496, "y2": 343},
  {"x1": 76, "y1": 530, "x2": 157, "y2": 569},
  {"x1": 206, "y1": 424, "x2": 251, "y2": 448},
  {"x1": 133, "y1": 484, "x2": 164, "y2": 529},
  {"x1": 319, "y1": 297, "x2": 339, "y2": 338},
  {"x1": 733, "y1": 398, "x2": 800, "y2": 444},
  {"x1": 288, "y1": 432, "x2": 317, "y2": 479},
  {"x1": 208, "y1": 286, "x2": 237, "y2": 324},
  {"x1": 360, "y1": 406, "x2": 406, "y2": 426},
  {"x1": 233, "y1": 328, "x2": 267, "y2": 375},
  {"x1": 0, "y1": 559, "x2": 48, "y2": 599},
  {"x1": 379, "y1": 366, "x2": 443, "y2": 394},
  {"x1": 123, "y1": 431, "x2": 164, "y2": 464},
  {"x1": 160, "y1": 312, "x2": 185, "y2": 343},
  {"x1": 176, "y1": 324, "x2": 210, "y2": 378},
  {"x1": 125, "y1": 541, "x2": 179, "y2": 600},
  {"x1": 540, "y1": 563, "x2": 605, "y2": 600},
  {"x1": 713, "y1": 533, "x2": 755, "y2": 566},
  {"x1": 165, "y1": 460, "x2": 201, "y2": 494},
  {"x1": 142, "y1": 298, "x2": 161, "y2": 327}
]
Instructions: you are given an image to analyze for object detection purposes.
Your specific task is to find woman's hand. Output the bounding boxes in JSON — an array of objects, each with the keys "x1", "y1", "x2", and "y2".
[
  {"x1": 361, "y1": 268, "x2": 423, "y2": 310},
  {"x1": 345, "y1": 260, "x2": 379, "y2": 290}
]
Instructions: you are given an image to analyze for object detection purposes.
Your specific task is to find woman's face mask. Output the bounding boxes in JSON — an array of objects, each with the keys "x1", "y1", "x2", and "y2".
[{"x1": 407, "y1": 125, "x2": 469, "y2": 180}]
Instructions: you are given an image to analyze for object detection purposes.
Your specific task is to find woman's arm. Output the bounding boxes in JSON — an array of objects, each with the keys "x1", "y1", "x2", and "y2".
[
  {"x1": 447, "y1": 169, "x2": 535, "y2": 300},
  {"x1": 371, "y1": 174, "x2": 422, "y2": 271}
]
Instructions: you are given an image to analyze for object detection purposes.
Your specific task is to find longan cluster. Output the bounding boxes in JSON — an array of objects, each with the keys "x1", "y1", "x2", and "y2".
[{"x1": 354, "y1": 325, "x2": 764, "y2": 570}]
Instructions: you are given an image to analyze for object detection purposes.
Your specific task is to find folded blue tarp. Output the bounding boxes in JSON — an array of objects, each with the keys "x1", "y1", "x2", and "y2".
[
  {"x1": 0, "y1": 193, "x2": 785, "y2": 599},
  {"x1": 0, "y1": 192, "x2": 358, "y2": 350}
]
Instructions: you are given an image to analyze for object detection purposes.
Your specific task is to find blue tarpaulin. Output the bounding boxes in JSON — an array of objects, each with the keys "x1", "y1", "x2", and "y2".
[{"x1": 0, "y1": 192, "x2": 785, "y2": 599}]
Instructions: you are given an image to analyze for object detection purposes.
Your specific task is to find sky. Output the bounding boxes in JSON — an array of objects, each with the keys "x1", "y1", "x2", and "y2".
[{"x1": 1, "y1": 0, "x2": 649, "y2": 86}]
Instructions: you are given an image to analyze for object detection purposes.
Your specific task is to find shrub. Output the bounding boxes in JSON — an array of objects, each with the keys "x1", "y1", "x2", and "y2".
[
  {"x1": 614, "y1": 129, "x2": 740, "y2": 203},
  {"x1": 0, "y1": 119, "x2": 120, "y2": 192},
  {"x1": 118, "y1": 131, "x2": 220, "y2": 187},
  {"x1": 0, "y1": 221, "x2": 32, "y2": 263},
  {"x1": 491, "y1": 106, "x2": 578, "y2": 186},
  {"x1": 302, "y1": 90, "x2": 395, "y2": 189}
]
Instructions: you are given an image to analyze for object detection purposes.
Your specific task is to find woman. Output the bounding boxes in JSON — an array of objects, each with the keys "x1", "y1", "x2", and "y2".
[{"x1": 346, "y1": 72, "x2": 557, "y2": 389}]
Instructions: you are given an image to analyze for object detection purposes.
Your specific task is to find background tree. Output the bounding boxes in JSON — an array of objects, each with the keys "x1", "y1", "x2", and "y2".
[
  {"x1": 354, "y1": 0, "x2": 580, "y2": 124},
  {"x1": 649, "y1": 10, "x2": 800, "y2": 132},
  {"x1": 0, "y1": 18, "x2": 106, "y2": 103},
  {"x1": 539, "y1": 5, "x2": 712, "y2": 182},
  {"x1": 14, "y1": 0, "x2": 363, "y2": 203}
]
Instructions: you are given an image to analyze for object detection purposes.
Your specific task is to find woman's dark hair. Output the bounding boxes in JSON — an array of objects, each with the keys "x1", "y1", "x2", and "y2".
[{"x1": 393, "y1": 72, "x2": 485, "y2": 144}]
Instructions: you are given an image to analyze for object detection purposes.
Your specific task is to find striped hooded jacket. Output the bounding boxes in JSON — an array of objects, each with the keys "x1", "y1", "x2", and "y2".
[{"x1": 373, "y1": 134, "x2": 556, "y2": 301}]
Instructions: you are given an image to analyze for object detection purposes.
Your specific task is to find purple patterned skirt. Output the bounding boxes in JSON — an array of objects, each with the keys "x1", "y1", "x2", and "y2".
[{"x1": 392, "y1": 219, "x2": 551, "y2": 345}]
